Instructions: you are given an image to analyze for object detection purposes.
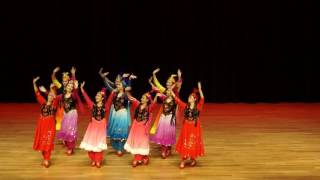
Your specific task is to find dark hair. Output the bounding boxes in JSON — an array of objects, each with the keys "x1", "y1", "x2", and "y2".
[
  {"x1": 185, "y1": 102, "x2": 200, "y2": 127},
  {"x1": 134, "y1": 104, "x2": 150, "y2": 125}
]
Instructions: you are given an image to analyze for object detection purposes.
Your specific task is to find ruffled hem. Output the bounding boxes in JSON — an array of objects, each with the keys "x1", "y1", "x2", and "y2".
[
  {"x1": 80, "y1": 142, "x2": 108, "y2": 152},
  {"x1": 124, "y1": 143, "x2": 149, "y2": 155}
]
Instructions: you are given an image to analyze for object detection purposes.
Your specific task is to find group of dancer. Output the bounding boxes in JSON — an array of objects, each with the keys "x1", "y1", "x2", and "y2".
[{"x1": 32, "y1": 67, "x2": 205, "y2": 169}]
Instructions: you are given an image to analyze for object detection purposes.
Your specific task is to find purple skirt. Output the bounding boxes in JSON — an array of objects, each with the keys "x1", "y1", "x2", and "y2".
[
  {"x1": 150, "y1": 113, "x2": 176, "y2": 146},
  {"x1": 57, "y1": 109, "x2": 78, "y2": 142}
]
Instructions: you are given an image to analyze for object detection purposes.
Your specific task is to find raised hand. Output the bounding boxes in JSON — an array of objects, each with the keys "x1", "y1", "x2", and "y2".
[
  {"x1": 33, "y1": 76, "x2": 40, "y2": 84},
  {"x1": 39, "y1": 86, "x2": 47, "y2": 93},
  {"x1": 177, "y1": 69, "x2": 182, "y2": 78},
  {"x1": 80, "y1": 81, "x2": 85, "y2": 90},
  {"x1": 198, "y1": 82, "x2": 202, "y2": 90},
  {"x1": 53, "y1": 67, "x2": 60, "y2": 73},
  {"x1": 74, "y1": 80, "x2": 79, "y2": 89},
  {"x1": 198, "y1": 81, "x2": 204, "y2": 98},
  {"x1": 153, "y1": 68, "x2": 160, "y2": 75},
  {"x1": 99, "y1": 68, "x2": 109, "y2": 78},
  {"x1": 122, "y1": 73, "x2": 130, "y2": 78},
  {"x1": 129, "y1": 74, "x2": 137, "y2": 80},
  {"x1": 33, "y1": 76, "x2": 40, "y2": 92},
  {"x1": 50, "y1": 83, "x2": 55, "y2": 89}
]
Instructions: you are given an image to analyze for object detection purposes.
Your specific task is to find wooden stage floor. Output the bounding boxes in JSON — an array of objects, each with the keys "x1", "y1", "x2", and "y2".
[{"x1": 0, "y1": 103, "x2": 320, "y2": 180}]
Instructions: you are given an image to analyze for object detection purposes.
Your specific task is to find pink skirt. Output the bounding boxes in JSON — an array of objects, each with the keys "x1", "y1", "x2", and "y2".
[
  {"x1": 80, "y1": 118, "x2": 107, "y2": 152},
  {"x1": 124, "y1": 120, "x2": 150, "y2": 155}
]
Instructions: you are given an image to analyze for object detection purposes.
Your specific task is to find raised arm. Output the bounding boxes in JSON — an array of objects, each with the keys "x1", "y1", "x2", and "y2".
[
  {"x1": 127, "y1": 93, "x2": 140, "y2": 109},
  {"x1": 152, "y1": 68, "x2": 166, "y2": 93},
  {"x1": 99, "y1": 68, "x2": 115, "y2": 91},
  {"x1": 170, "y1": 89, "x2": 186, "y2": 109},
  {"x1": 80, "y1": 81, "x2": 94, "y2": 110},
  {"x1": 122, "y1": 73, "x2": 134, "y2": 92},
  {"x1": 33, "y1": 77, "x2": 46, "y2": 104},
  {"x1": 33, "y1": 76, "x2": 39, "y2": 93},
  {"x1": 175, "y1": 69, "x2": 183, "y2": 93},
  {"x1": 72, "y1": 80, "x2": 84, "y2": 112},
  {"x1": 149, "y1": 93, "x2": 161, "y2": 111},
  {"x1": 197, "y1": 82, "x2": 205, "y2": 110},
  {"x1": 148, "y1": 76, "x2": 160, "y2": 93},
  {"x1": 51, "y1": 67, "x2": 62, "y2": 89}
]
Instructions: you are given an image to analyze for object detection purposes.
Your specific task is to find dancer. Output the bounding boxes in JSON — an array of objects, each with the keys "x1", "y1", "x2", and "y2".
[
  {"x1": 124, "y1": 92, "x2": 158, "y2": 167},
  {"x1": 170, "y1": 82, "x2": 205, "y2": 169},
  {"x1": 51, "y1": 66, "x2": 77, "y2": 130},
  {"x1": 56, "y1": 78, "x2": 82, "y2": 155},
  {"x1": 79, "y1": 82, "x2": 108, "y2": 168},
  {"x1": 151, "y1": 68, "x2": 182, "y2": 95},
  {"x1": 99, "y1": 68, "x2": 135, "y2": 156},
  {"x1": 150, "y1": 68, "x2": 182, "y2": 158},
  {"x1": 32, "y1": 76, "x2": 58, "y2": 168}
]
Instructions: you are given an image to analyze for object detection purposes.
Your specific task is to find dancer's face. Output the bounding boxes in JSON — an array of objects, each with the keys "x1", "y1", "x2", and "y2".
[
  {"x1": 62, "y1": 75, "x2": 70, "y2": 87},
  {"x1": 66, "y1": 81, "x2": 74, "y2": 93},
  {"x1": 95, "y1": 92, "x2": 103, "y2": 103},
  {"x1": 47, "y1": 92, "x2": 56, "y2": 103},
  {"x1": 166, "y1": 79, "x2": 174, "y2": 89},
  {"x1": 141, "y1": 94, "x2": 149, "y2": 104},
  {"x1": 117, "y1": 82, "x2": 124, "y2": 91},
  {"x1": 188, "y1": 95, "x2": 196, "y2": 104}
]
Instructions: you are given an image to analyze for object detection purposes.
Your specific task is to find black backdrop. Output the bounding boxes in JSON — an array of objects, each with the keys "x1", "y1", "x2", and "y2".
[{"x1": 1, "y1": 0, "x2": 319, "y2": 102}]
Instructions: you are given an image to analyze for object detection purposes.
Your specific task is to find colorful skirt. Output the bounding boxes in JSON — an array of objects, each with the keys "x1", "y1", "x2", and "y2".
[
  {"x1": 150, "y1": 113, "x2": 176, "y2": 146},
  {"x1": 33, "y1": 115, "x2": 56, "y2": 152},
  {"x1": 57, "y1": 109, "x2": 78, "y2": 142},
  {"x1": 176, "y1": 120, "x2": 204, "y2": 159},
  {"x1": 80, "y1": 118, "x2": 107, "y2": 152},
  {"x1": 107, "y1": 108, "x2": 130, "y2": 140},
  {"x1": 124, "y1": 120, "x2": 150, "y2": 155}
]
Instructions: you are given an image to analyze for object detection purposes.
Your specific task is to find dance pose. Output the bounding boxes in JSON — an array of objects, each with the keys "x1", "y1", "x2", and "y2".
[
  {"x1": 99, "y1": 68, "x2": 136, "y2": 156},
  {"x1": 56, "y1": 77, "x2": 82, "y2": 155},
  {"x1": 150, "y1": 68, "x2": 182, "y2": 158},
  {"x1": 32, "y1": 77, "x2": 57, "y2": 168},
  {"x1": 170, "y1": 82, "x2": 205, "y2": 169},
  {"x1": 124, "y1": 92, "x2": 157, "y2": 167},
  {"x1": 151, "y1": 68, "x2": 182, "y2": 94},
  {"x1": 79, "y1": 82, "x2": 108, "y2": 168},
  {"x1": 51, "y1": 66, "x2": 76, "y2": 130}
]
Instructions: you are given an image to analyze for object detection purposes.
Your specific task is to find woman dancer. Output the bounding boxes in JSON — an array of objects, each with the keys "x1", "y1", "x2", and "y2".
[
  {"x1": 56, "y1": 78, "x2": 82, "y2": 155},
  {"x1": 170, "y1": 82, "x2": 205, "y2": 169},
  {"x1": 51, "y1": 66, "x2": 76, "y2": 130},
  {"x1": 150, "y1": 68, "x2": 182, "y2": 158},
  {"x1": 99, "y1": 68, "x2": 135, "y2": 156},
  {"x1": 79, "y1": 82, "x2": 108, "y2": 168},
  {"x1": 124, "y1": 92, "x2": 158, "y2": 167},
  {"x1": 32, "y1": 77, "x2": 58, "y2": 168}
]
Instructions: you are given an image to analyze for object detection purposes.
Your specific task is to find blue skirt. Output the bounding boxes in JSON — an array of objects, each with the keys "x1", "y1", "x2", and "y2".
[{"x1": 107, "y1": 107, "x2": 131, "y2": 141}]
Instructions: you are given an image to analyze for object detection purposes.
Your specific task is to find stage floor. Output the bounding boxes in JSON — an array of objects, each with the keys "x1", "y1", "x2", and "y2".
[{"x1": 0, "y1": 103, "x2": 320, "y2": 179}]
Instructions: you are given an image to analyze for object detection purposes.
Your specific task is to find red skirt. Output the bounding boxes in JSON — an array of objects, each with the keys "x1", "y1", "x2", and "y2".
[
  {"x1": 33, "y1": 115, "x2": 56, "y2": 152},
  {"x1": 176, "y1": 120, "x2": 204, "y2": 159}
]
